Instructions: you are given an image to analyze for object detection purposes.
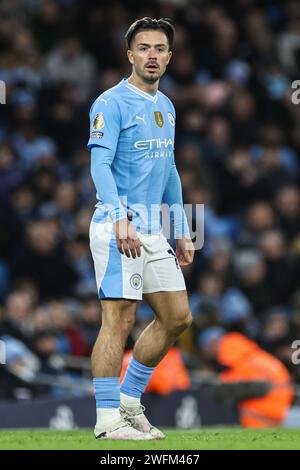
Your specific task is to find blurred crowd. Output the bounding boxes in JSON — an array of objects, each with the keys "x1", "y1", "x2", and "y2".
[{"x1": 1, "y1": 0, "x2": 300, "y2": 400}]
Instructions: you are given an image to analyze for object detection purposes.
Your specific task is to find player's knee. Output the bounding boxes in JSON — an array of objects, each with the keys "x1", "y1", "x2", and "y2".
[
  {"x1": 168, "y1": 309, "x2": 193, "y2": 336},
  {"x1": 102, "y1": 301, "x2": 136, "y2": 330},
  {"x1": 102, "y1": 310, "x2": 122, "y2": 330},
  {"x1": 179, "y1": 310, "x2": 193, "y2": 331},
  {"x1": 121, "y1": 315, "x2": 135, "y2": 329},
  {"x1": 121, "y1": 314, "x2": 135, "y2": 338}
]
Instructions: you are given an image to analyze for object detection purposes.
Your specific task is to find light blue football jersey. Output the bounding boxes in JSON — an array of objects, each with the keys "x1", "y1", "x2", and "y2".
[{"x1": 88, "y1": 78, "x2": 187, "y2": 235}]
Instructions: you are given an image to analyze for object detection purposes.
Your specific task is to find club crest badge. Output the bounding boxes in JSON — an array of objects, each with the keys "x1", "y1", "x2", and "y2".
[
  {"x1": 130, "y1": 273, "x2": 142, "y2": 290},
  {"x1": 168, "y1": 112, "x2": 175, "y2": 126}
]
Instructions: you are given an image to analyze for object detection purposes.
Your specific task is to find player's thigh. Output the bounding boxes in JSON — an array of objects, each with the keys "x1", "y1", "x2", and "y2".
[
  {"x1": 144, "y1": 290, "x2": 191, "y2": 329},
  {"x1": 142, "y1": 235, "x2": 191, "y2": 326}
]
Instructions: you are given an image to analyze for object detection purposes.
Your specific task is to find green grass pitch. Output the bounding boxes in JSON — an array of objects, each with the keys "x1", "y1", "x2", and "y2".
[{"x1": 1, "y1": 428, "x2": 300, "y2": 450}]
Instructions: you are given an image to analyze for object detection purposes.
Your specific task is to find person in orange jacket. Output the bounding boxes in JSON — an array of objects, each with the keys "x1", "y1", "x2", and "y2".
[
  {"x1": 121, "y1": 347, "x2": 191, "y2": 395},
  {"x1": 199, "y1": 329, "x2": 294, "y2": 427}
]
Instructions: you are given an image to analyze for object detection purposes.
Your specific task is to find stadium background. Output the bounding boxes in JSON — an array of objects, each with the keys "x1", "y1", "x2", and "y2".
[{"x1": 0, "y1": 0, "x2": 300, "y2": 428}]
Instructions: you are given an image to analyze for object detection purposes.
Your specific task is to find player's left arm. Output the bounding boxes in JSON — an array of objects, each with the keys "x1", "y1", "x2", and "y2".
[{"x1": 162, "y1": 161, "x2": 195, "y2": 266}]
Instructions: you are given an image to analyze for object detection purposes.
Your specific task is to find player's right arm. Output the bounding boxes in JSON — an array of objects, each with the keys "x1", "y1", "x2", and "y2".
[{"x1": 88, "y1": 96, "x2": 141, "y2": 258}]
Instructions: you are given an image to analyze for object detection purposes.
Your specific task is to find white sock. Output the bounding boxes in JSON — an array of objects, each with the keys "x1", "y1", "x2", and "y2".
[
  {"x1": 120, "y1": 392, "x2": 141, "y2": 410},
  {"x1": 96, "y1": 407, "x2": 122, "y2": 432}
]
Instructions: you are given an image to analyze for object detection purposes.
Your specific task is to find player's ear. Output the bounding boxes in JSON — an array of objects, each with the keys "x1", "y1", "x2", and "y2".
[
  {"x1": 166, "y1": 50, "x2": 172, "y2": 64},
  {"x1": 127, "y1": 50, "x2": 134, "y2": 65}
]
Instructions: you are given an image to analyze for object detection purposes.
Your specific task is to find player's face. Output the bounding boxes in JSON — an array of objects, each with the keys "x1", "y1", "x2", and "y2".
[{"x1": 127, "y1": 30, "x2": 172, "y2": 84}]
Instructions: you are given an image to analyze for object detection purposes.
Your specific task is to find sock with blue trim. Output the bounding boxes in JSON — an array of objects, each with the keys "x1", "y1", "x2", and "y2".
[
  {"x1": 93, "y1": 377, "x2": 121, "y2": 432},
  {"x1": 120, "y1": 357, "x2": 155, "y2": 410}
]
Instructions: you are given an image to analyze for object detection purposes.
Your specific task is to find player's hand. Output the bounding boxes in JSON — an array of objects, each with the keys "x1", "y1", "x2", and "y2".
[
  {"x1": 176, "y1": 236, "x2": 195, "y2": 266},
  {"x1": 115, "y1": 219, "x2": 141, "y2": 258}
]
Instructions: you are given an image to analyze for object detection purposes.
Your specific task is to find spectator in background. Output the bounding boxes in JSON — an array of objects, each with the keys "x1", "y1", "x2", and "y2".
[
  {"x1": 12, "y1": 122, "x2": 57, "y2": 171},
  {"x1": 220, "y1": 288, "x2": 258, "y2": 338},
  {"x1": 274, "y1": 185, "x2": 300, "y2": 244},
  {"x1": 12, "y1": 218, "x2": 78, "y2": 299},
  {"x1": 29, "y1": 0, "x2": 65, "y2": 54},
  {"x1": 49, "y1": 300, "x2": 88, "y2": 357},
  {"x1": 233, "y1": 249, "x2": 273, "y2": 316},
  {"x1": 203, "y1": 116, "x2": 231, "y2": 163},
  {"x1": 198, "y1": 330, "x2": 294, "y2": 428},
  {"x1": 79, "y1": 296, "x2": 101, "y2": 354},
  {"x1": 44, "y1": 34, "x2": 98, "y2": 102},
  {"x1": 0, "y1": 142, "x2": 22, "y2": 204},
  {"x1": 238, "y1": 201, "x2": 277, "y2": 247},
  {"x1": 66, "y1": 235, "x2": 96, "y2": 297},
  {"x1": 53, "y1": 181, "x2": 79, "y2": 238},
  {"x1": 229, "y1": 91, "x2": 258, "y2": 145},
  {"x1": 259, "y1": 308, "x2": 293, "y2": 370},
  {"x1": 0, "y1": 335, "x2": 43, "y2": 399},
  {"x1": 9, "y1": 185, "x2": 35, "y2": 227},
  {"x1": 259, "y1": 229, "x2": 296, "y2": 305},
  {"x1": 0, "y1": 290, "x2": 36, "y2": 347},
  {"x1": 250, "y1": 123, "x2": 299, "y2": 177},
  {"x1": 206, "y1": 237, "x2": 234, "y2": 287}
]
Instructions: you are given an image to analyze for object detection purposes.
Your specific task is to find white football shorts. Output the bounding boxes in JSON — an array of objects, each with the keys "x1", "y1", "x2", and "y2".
[{"x1": 89, "y1": 221, "x2": 186, "y2": 300}]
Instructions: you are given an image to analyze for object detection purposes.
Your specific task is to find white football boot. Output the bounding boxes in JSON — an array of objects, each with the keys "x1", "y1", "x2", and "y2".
[
  {"x1": 95, "y1": 415, "x2": 155, "y2": 440},
  {"x1": 120, "y1": 405, "x2": 165, "y2": 440}
]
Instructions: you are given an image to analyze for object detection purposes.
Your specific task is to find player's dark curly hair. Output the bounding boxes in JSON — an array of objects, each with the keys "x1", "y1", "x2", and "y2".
[{"x1": 125, "y1": 17, "x2": 175, "y2": 50}]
